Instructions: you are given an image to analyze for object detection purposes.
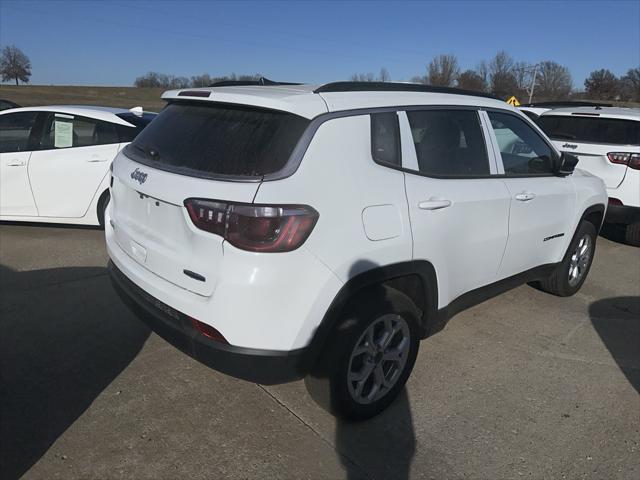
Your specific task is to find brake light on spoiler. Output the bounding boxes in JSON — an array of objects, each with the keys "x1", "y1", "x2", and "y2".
[
  {"x1": 184, "y1": 199, "x2": 319, "y2": 253},
  {"x1": 608, "y1": 152, "x2": 640, "y2": 170}
]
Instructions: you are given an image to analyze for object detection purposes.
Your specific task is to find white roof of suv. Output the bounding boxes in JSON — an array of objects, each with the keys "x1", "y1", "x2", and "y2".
[{"x1": 162, "y1": 84, "x2": 517, "y2": 119}]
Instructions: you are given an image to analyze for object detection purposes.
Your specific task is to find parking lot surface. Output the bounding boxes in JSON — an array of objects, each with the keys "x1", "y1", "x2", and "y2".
[{"x1": 0, "y1": 223, "x2": 638, "y2": 480}]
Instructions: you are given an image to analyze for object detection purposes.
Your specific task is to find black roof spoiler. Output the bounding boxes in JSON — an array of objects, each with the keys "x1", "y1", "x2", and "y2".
[
  {"x1": 313, "y1": 81, "x2": 499, "y2": 100},
  {"x1": 209, "y1": 77, "x2": 302, "y2": 87}
]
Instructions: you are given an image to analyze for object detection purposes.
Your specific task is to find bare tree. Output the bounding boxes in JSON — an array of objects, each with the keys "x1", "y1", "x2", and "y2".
[
  {"x1": 191, "y1": 74, "x2": 212, "y2": 87},
  {"x1": 476, "y1": 60, "x2": 489, "y2": 86},
  {"x1": 535, "y1": 61, "x2": 572, "y2": 100},
  {"x1": 350, "y1": 72, "x2": 376, "y2": 82},
  {"x1": 0, "y1": 45, "x2": 31, "y2": 85},
  {"x1": 489, "y1": 51, "x2": 518, "y2": 99},
  {"x1": 584, "y1": 69, "x2": 619, "y2": 100},
  {"x1": 619, "y1": 67, "x2": 640, "y2": 102},
  {"x1": 457, "y1": 70, "x2": 486, "y2": 92},
  {"x1": 410, "y1": 74, "x2": 427, "y2": 84},
  {"x1": 427, "y1": 54, "x2": 459, "y2": 87},
  {"x1": 134, "y1": 71, "x2": 162, "y2": 88},
  {"x1": 379, "y1": 67, "x2": 390, "y2": 82}
]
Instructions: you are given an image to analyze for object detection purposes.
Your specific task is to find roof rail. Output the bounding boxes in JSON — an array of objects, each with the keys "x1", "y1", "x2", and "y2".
[
  {"x1": 313, "y1": 81, "x2": 499, "y2": 100},
  {"x1": 521, "y1": 100, "x2": 614, "y2": 108},
  {"x1": 209, "y1": 77, "x2": 302, "y2": 87}
]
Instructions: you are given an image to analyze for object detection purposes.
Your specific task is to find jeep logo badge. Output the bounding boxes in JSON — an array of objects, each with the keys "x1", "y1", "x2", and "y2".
[
  {"x1": 562, "y1": 143, "x2": 578, "y2": 150},
  {"x1": 130, "y1": 168, "x2": 148, "y2": 184}
]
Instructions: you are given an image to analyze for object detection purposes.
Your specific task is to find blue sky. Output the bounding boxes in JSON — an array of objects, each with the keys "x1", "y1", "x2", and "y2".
[{"x1": 0, "y1": 0, "x2": 638, "y2": 87}]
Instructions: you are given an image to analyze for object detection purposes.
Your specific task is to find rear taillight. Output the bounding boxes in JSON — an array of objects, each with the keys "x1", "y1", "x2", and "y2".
[
  {"x1": 608, "y1": 152, "x2": 640, "y2": 170},
  {"x1": 608, "y1": 197, "x2": 623, "y2": 206},
  {"x1": 184, "y1": 199, "x2": 319, "y2": 253}
]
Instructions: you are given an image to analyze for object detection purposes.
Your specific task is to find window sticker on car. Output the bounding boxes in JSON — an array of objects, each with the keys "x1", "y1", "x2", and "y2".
[{"x1": 54, "y1": 114, "x2": 74, "y2": 148}]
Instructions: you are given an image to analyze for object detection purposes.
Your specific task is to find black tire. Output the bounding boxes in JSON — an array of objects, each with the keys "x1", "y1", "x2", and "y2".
[
  {"x1": 97, "y1": 190, "x2": 110, "y2": 228},
  {"x1": 307, "y1": 285, "x2": 420, "y2": 421},
  {"x1": 536, "y1": 221, "x2": 597, "y2": 297},
  {"x1": 624, "y1": 223, "x2": 640, "y2": 247}
]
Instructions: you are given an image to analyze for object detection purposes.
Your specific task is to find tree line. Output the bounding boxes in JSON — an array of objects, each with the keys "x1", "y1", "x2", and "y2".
[
  {"x1": 2, "y1": 44, "x2": 638, "y2": 103},
  {"x1": 133, "y1": 72, "x2": 263, "y2": 89},
  {"x1": 351, "y1": 51, "x2": 640, "y2": 103}
]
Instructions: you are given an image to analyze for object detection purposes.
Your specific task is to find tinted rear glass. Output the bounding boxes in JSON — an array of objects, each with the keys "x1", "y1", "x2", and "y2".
[
  {"x1": 538, "y1": 115, "x2": 639, "y2": 146},
  {"x1": 116, "y1": 112, "x2": 157, "y2": 142},
  {"x1": 125, "y1": 102, "x2": 310, "y2": 177}
]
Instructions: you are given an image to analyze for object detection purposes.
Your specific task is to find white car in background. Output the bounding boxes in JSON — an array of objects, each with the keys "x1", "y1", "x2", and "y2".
[
  {"x1": 537, "y1": 106, "x2": 640, "y2": 245},
  {"x1": 0, "y1": 105, "x2": 156, "y2": 226}
]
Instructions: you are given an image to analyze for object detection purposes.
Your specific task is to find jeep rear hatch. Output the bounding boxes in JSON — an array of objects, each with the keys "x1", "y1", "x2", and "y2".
[
  {"x1": 538, "y1": 114, "x2": 639, "y2": 188},
  {"x1": 110, "y1": 102, "x2": 310, "y2": 296}
]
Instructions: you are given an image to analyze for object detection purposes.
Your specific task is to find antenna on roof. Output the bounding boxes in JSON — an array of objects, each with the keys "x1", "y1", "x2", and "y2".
[
  {"x1": 209, "y1": 77, "x2": 302, "y2": 87},
  {"x1": 129, "y1": 106, "x2": 144, "y2": 116}
]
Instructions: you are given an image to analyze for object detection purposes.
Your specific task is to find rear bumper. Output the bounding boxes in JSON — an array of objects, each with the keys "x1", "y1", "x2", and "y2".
[
  {"x1": 605, "y1": 204, "x2": 640, "y2": 225},
  {"x1": 109, "y1": 261, "x2": 308, "y2": 385}
]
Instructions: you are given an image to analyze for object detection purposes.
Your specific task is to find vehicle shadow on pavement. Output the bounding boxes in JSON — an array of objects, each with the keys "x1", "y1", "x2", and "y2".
[
  {"x1": 0, "y1": 264, "x2": 150, "y2": 480},
  {"x1": 589, "y1": 296, "x2": 640, "y2": 393},
  {"x1": 335, "y1": 389, "x2": 416, "y2": 480}
]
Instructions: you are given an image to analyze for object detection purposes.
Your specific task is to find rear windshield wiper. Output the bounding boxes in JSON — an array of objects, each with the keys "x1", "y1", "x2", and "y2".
[{"x1": 130, "y1": 143, "x2": 161, "y2": 160}]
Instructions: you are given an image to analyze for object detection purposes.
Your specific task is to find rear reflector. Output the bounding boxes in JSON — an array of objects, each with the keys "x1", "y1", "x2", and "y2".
[
  {"x1": 608, "y1": 152, "x2": 640, "y2": 170},
  {"x1": 608, "y1": 197, "x2": 623, "y2": 206},
  {"x1": 185, "y1": 199, "x2": 319, "y2": 253},
  {"x1": 190, "y1": 318, "x2": 228, "y2": 344}
]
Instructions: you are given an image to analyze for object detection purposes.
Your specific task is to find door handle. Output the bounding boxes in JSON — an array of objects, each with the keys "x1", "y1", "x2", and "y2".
[
  {"x1": 515, "y1": 192, "x2": 536, "y2": 202},
  {"x1": 418, "y1": 199, "x2": 452, "y2": 210},
  {"x1": 87, "y1": 158, "x2": 109, "y2": 163},
  {"x1": 7, "y1": 160, "x2": 27, "y2": 167}
]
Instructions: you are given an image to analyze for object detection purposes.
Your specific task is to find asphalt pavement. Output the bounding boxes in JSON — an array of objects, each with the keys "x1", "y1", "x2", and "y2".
[{"x1": 0, "y1": 223, "x2": 638, "y2": 480}]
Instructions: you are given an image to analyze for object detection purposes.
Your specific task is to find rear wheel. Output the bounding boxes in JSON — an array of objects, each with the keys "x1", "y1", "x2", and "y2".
[
  {"x1": 536, "y1": 221, "x2": 596, "y2": 297},
  {"x1": 308, "y1": 286, "x2": 420, "y2": 420},
  {"x1": 624, "y1": 223, "x2": 640, "y2": 247}
]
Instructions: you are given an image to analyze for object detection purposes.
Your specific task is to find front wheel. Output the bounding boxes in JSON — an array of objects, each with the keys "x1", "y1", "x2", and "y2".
[
  {"x1": 536, "y1": 221, "x2": 597, "y2": 297},
  {"x1": 308, "y1": 286, "x2": 420, "y2": 420}
]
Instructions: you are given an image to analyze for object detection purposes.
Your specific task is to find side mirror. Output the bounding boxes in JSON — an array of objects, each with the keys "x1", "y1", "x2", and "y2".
[{"x1": 556, "y1": 152, "x2": 579, "y2": 176}]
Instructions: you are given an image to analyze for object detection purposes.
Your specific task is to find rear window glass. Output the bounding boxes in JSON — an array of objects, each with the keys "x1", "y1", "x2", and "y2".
[
  {"x1": 538, "y1": 115, "x2": 640, "y2": 146},
  {"x1": 125, "y1": 102, "x2": 310, "y2": 177},
  {"x1": 116, "y1": 112, "x2": 157, "y2": 142}
]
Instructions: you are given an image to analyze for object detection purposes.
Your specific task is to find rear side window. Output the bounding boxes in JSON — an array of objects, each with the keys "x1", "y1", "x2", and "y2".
[
  {"x1": 39, "y1": 113, "x2": 119, "y2": 149},
  {"x1": 125, "y1": 102, "x2": 310, "y2": 177},
  {"x1": 406, "y1": 109, "x2": 489, "y2": 176},
  {"x1": 371, "y1": 112, "x2": 400, "y2": 166},
  {"x1": 488, "y1": 111, "x2": 555, "y2": 175},
  {"x1": 0, "y1": 111, "x2": 38, "y2": 153},
  {"x1": 538, "y1": 115, "x2": 640, "y2": 146}
]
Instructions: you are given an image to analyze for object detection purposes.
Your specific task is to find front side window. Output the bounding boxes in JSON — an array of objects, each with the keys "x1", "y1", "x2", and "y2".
[
  {"x1": 371, "y1": 112, "x2": 400, "y2": 166},
  {"x1": 488, "y1": 111, "x2": 555, "y2": 175},
  {"x1": 39, "y1": 113, "x2": 119, "y2": 150},
  {"x1": 538, "y1": 115, "x2": 639, "y2": 146},
  {"x1": 125, "y1": 102, "x2": 310, "y2": 177},
  {"x1": 406, "y1": 109, "x2": 490, "y2": 176},
  {"x1": 0, "y1": 111, "x2": 39, "y2": 153}
]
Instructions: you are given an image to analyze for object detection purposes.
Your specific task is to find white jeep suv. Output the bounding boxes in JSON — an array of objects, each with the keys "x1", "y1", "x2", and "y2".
[
  {"x1": 538, "y1": 106, "x2": 640, "y2": 245},
  {"x1": 106, "y1": 82, "x2": 607, "y2": 419}
]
